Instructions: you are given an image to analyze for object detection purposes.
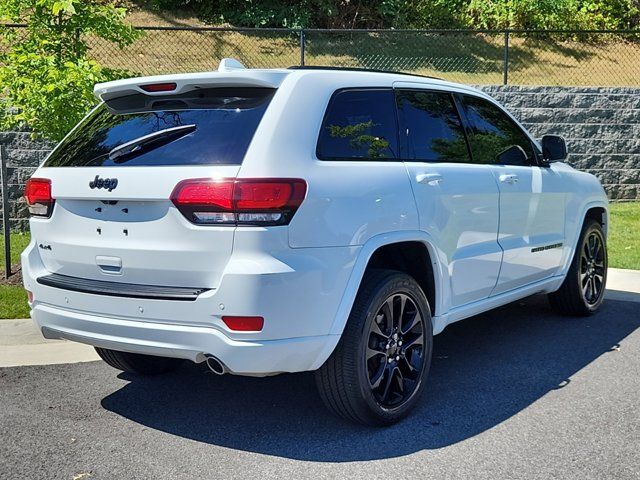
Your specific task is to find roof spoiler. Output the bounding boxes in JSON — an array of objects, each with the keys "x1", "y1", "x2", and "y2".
[{"x1": 93, "y1": 59, "x2": 287, "y2": 102}]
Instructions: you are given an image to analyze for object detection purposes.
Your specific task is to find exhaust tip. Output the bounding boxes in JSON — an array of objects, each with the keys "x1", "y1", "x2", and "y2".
[{"x1": 205, "y1": 355, "x2": 227, "y2": 375}]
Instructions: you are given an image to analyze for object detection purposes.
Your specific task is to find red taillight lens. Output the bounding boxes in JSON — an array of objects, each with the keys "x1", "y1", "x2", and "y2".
[
  {"x1": 172, "y1": 180, "x2": 234, "y2": 209},
  {"x1": 171, "y1": 178, "x2": 307, "y2": 226},
  {"x1": 26, "y1": 290, "x2": 33, "y2": 304},
  {"x1": 222, "y1": 316, "x2": 264, "y2": 332},
  {"x1": 140, "y1": 82, "x2": 177, "y2": 92},
  {"x1": 24, "y1": 178, "x2": 53, "y2": 217}
]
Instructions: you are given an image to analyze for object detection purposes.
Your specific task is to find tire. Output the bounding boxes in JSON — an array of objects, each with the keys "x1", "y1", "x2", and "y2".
[
  {"x1": 548, "y1": 219, "x2": 607, "y2": 316},
  {"x1": 315, "y1": 269, "x2": 433, "y2": 426},
  {"x1": 95, "y1": 347, "x2": 183, "y2": 375}
]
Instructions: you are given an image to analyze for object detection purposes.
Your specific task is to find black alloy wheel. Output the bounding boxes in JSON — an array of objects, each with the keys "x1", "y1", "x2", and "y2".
[{"x1": 366, "y1": 293, "x2": 426, "y2": 408}]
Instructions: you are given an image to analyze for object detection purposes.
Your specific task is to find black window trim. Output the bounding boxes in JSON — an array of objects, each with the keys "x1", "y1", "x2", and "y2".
[
  {"x1": 455, "y1": 92, "x2": 544, "y2": 167},
  {"x1": 394, "y1": 87, "x2": 474, "y2": 164},
  {"x1": 315, "y1": 87, "x2": 402, "y2": 162}
]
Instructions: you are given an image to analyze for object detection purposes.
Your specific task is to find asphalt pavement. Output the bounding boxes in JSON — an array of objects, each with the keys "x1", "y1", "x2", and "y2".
[{"x1": 1, "y1": 293, "x2": 639, "y2": 479}]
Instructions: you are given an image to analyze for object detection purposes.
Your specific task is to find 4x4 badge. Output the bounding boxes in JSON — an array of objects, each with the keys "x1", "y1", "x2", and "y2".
[{"x1": 89, "y1": 175, "x2": 118, "y2": 192}]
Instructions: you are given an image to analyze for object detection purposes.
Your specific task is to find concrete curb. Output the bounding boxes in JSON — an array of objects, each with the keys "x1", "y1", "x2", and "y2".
[
  {"x1": 0, "y1": 319, "x2": 99, "y2": 367},
  {"x1": 1, "y1": 268, "x2": 639, "y2": 368},
  {"x1": 0, "y1": 343, "x2": 99, "y2": 367}
]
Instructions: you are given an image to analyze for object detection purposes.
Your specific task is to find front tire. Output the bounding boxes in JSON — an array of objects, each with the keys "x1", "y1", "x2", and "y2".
[
  {"x1": 548, "y1": 219, "x2": 607, "y2": 316},
  {"x1": 95, "y1": 347, "x2": 183, "y2": 375},
  {"x1": 315, "y1": 270, "x2": 433, "y2": 426}
]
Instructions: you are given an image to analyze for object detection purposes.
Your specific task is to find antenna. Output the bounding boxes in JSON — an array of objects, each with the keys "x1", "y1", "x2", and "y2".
[{"x1": 218, "y1": 58, "x2": 246, "y2": 72}]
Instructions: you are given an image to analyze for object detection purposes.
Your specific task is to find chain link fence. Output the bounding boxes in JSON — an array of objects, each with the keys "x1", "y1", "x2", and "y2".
[
  {"x1": 2, "y1": 25, "x2": 640, "y2": 85},
  {"x1": 82, "y1": 27, "x2": 640, "y2": 86}
]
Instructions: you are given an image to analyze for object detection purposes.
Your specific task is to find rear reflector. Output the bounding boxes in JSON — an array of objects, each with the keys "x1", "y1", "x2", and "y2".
[
  {"x1": 171, "y1": 178, "x2": 306, "y2": 226},
  {"x1": 140, "y1": 82, "x2": 177, "y2": 92},
  {"x1": 26, "y1": 290, "x2": 33, "y2": 303},
  {"x1": 222, "y1": 316, "x2": 264, "y2": 332},
  {"x1": 24, "y1": 178, "x2": 54, "y2": 217}
]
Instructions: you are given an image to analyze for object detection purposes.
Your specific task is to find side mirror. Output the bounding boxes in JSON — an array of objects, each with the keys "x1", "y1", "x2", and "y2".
[
  {"x1": 541, "y1": 135, "x2": 567, "y2": 162},
  {"x1": 497, "y1": 144, "x2": 528, "y2": 165}
]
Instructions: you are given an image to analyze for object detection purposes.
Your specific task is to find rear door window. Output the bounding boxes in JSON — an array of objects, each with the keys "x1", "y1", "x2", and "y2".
[
  {"x1": 317, "y1": 89, "x2": 398, "y2": 161},
  {"x1": 395, "y1": 90, "x2": 470, "y2": 162},
  {"x1": 44, "y1": 87, "x2": 275, "y2": 167}
]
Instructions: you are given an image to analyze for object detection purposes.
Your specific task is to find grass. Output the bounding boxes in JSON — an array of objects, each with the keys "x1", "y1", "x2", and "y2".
[
  {"x1": 0, "y1": 202, "x2": 638, "y2": 319},
  {"x1": 0, "y1": 285, "x2": 29, "y2": 319},
  {"x1": 0, "y1": 232, "x2": 31, "y2": 319},
  {"x1": 0, "y1": 232, "x2": 30, "y2": 268},
  {"x1": 607, "y1": 202, "x2": 640, "y2": 270}
]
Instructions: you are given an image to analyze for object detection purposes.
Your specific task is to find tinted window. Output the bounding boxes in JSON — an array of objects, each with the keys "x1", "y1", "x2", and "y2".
[
  {"x1": 459, "y1": 95, "x2": 535, "y2": 166},
  {"x1": 317, "y1": 89, "x2": 398, "y2": 161},
  {"x1": 44, "y1": 88, "x2": 275, "y2": 167},
  {"x1": 396, "y1": 90, "x2": 470, "y2": 162}
]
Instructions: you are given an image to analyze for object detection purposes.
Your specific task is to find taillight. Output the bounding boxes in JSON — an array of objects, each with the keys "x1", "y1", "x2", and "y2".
[
  {"x1": 171, "y1": 178, "x2": 307, "y2": 226},
  {"x1": 24, "y1": 178, "x2": 54, "y2": 217}
]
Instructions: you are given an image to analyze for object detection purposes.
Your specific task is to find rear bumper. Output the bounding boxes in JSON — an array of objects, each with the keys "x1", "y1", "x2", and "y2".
[
  {"x1": 33, "y1": 303, "x2": 339, "y2": 375},
  {"x1": 21, "y1": 234, "x2": 359, "y2": 375}
]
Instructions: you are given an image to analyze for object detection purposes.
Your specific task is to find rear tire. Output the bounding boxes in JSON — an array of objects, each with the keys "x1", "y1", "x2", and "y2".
[
  {"x1": 548, "y1": 219, "x2": 607, "y2": 316},
  {"x1": 315, "y1": 269, "x2": 433, "y2": 426},
  {"x1": 95, "y1": 347, "x2": 183, "y2": 375}
]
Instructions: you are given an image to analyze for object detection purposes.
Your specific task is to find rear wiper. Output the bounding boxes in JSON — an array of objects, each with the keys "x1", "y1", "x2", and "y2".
[{"x1": 108, "y1": 124, "x2": 197, "y2": 163}]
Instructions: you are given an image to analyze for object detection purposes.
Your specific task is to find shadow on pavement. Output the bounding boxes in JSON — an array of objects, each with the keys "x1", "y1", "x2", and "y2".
[{"x1": 101, "y1": 295, "x2": 640, "y2": 462}]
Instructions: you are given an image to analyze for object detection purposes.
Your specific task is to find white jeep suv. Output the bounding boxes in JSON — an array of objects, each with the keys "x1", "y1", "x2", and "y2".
[{"x1": 22, "y1": 61, "x2": 608, "y2": 426}]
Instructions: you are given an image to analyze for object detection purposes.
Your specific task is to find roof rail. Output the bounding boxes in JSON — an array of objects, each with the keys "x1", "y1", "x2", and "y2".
[{"x1": 287, "y1": 65, "x2": 442, "y2": 80}]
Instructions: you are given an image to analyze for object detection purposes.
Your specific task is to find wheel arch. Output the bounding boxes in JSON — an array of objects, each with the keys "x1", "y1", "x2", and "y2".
[
  {"x1": 327, "y1": 231, "x2": 445, "y2": 339},
  {"x1": 557, "y1": 200, "x2": 609, "y2": 280},
  {"x1": 584, "y1": 205, "x2": 608, "y2": 236}
]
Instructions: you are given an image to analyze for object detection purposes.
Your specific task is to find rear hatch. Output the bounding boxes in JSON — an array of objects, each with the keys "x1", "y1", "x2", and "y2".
[{"x1": 29, "y1": 83, "x2": 277, "y2": 289}]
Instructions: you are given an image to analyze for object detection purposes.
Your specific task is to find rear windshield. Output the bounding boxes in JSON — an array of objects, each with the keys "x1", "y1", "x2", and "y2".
[{"x1": 44, "y1": 87, "x2": 275, "y2": 167}]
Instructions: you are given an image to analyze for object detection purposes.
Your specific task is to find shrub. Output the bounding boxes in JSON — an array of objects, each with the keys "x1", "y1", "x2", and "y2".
[
  {"x1": 144, "y1": 0, "x2": 640, "y2": 30},
  {"x1": 0, "y1": 0, "x2": 140, "y2": 141}
]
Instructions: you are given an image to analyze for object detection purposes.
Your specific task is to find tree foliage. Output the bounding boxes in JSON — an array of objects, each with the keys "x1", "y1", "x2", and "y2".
[
  {"x1": 0, "y1": 0, "x2": 140, "y2": 141},
  {"x1": 146, "y1": 0, "x2": 640, "y2": 30},
  {"x1": 464, "y1": 0, "x2": 639, "y2": 30}
]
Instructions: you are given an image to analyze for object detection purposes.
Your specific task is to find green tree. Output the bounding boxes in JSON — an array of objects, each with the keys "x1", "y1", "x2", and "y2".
[{"x1": 0, "y1": 0, "x2": 140, "y2": 141}]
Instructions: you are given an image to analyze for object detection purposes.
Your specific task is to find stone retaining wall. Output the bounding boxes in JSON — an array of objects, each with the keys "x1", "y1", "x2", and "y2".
[
  {"x1": 480, "y1": 85, "x2": 640, "y2": 201},
  {"x1": 0, "y1": 131, "x2": 52, "y2": 231}
]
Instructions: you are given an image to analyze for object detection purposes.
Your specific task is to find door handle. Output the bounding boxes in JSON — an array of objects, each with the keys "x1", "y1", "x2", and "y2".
[
  {"x1": 416, "y1": 173, "x2": 443, "y2": 186},
  {"x1": 499, "y1": 174, "x2": 519, "y2": 184}
]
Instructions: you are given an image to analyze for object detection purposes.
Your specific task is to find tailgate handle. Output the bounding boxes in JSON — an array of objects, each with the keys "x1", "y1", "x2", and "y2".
[{"x1": 96, "y1": 256, "x2": 122, "y2": 275}]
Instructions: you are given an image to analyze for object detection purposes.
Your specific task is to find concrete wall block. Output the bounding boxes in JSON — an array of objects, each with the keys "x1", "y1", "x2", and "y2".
[
  {"x1": 568, "y1": 154, "x2": 640, "y2": 170},
  {"x1": 604, "y1": 184, "x2": 639, "y2": 200},
  {"x1": 5, "y1": 148, "x2": 49, "y2": 167},
  {"x1": 567, "y1": 138, "x2": 640, "y2": 155},
  {"x1": 523, "y1": 123, "x2": 630, "y2": 139},
  {"x1": 511, "y1": 107, "x2": 640, "y2": 125},
  {"x1": 0, "y1": 131, "x2": 52, "y2": 150},
  {"x1": 8, "y1": 218, "x2": 29, "y2": 232},
  {"x1": 588, "y1": 170, "x2": 640, "y2": 185}
]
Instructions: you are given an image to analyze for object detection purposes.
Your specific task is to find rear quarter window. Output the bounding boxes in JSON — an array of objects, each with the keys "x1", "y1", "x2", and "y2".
[
  {"x1": 44, "y1": 87, "x2": 275, "y2": 167},
  {"x1": 316, "y1": 89, "x2": 398, "y2": 161}
]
